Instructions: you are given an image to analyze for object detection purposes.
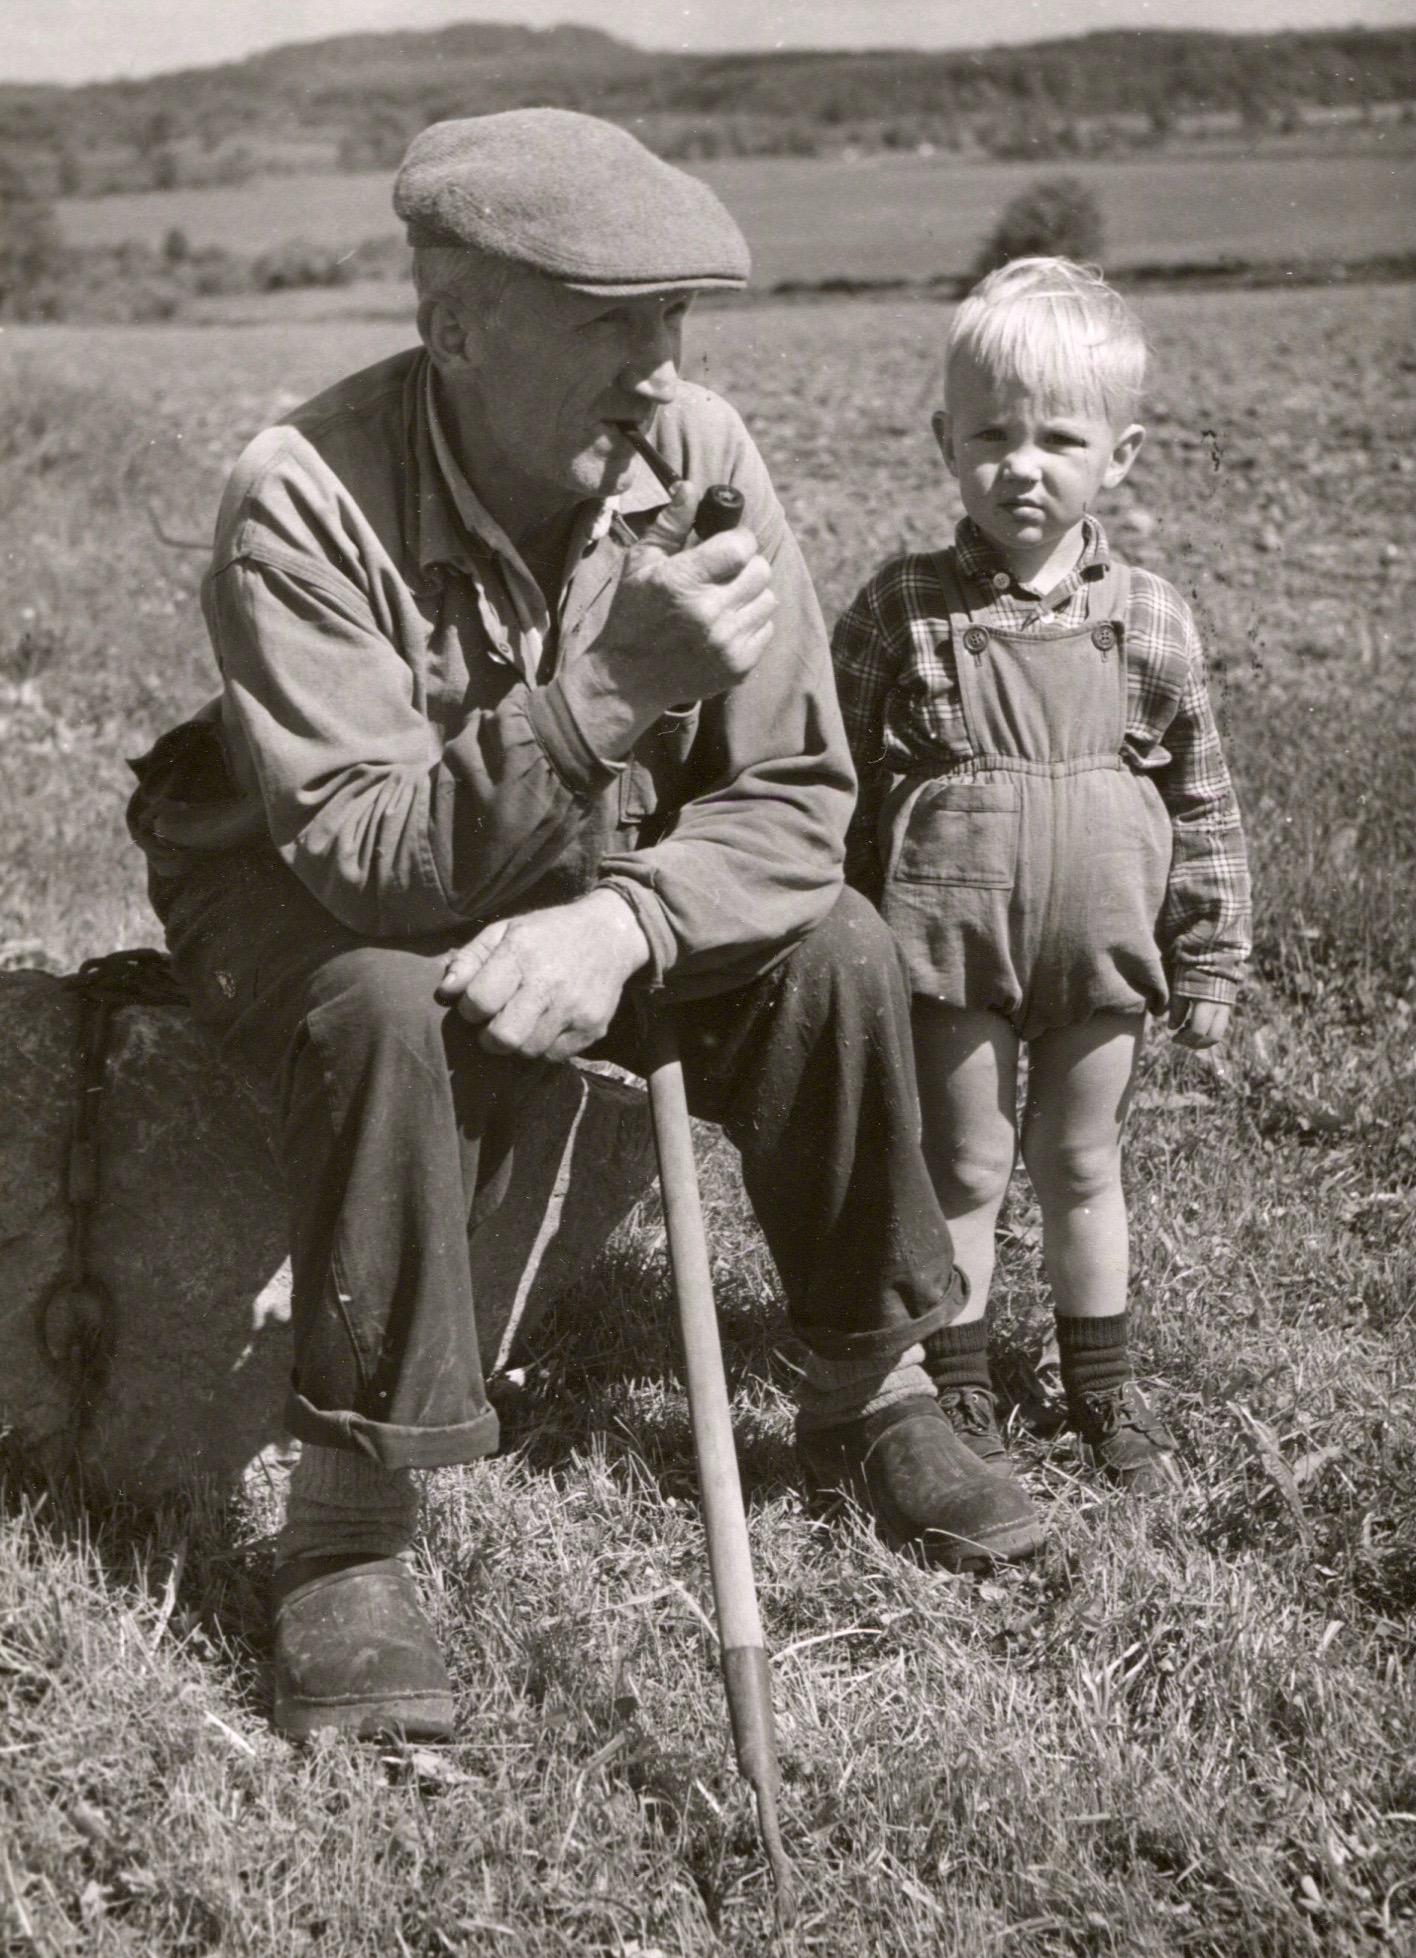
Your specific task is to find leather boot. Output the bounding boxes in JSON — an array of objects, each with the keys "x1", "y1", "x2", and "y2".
[
  {"x1": 797, "y1": 1396, "x2": 1046, "y2": 1570},
  {"x1": 272, "y1": 1555, "x2": 455, "y2": 1741}
]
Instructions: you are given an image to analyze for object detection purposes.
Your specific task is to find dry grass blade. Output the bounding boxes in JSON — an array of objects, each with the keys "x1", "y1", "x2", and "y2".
[
  {"x1": 1229, "y1": 1401, "x2": 1316, "y2": 1547},
  {"x1": 147, "y1": 1532, "x2": 188, "y2": 1651}
]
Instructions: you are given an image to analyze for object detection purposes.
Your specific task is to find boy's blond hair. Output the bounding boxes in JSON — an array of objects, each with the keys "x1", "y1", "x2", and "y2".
[{"x1": 945, "y1": 257, "x2": 1148, "y2": 427}]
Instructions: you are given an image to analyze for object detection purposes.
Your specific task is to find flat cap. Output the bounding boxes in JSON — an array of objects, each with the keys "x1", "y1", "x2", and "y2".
[{"x1": 393, "y1": 108, "x2": 750, "y2": 295}]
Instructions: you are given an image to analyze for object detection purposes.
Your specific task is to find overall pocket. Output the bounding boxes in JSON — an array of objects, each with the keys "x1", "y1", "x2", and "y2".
[{"x1": 883, "y1": 777, "x2": 1022, "y2": 889}]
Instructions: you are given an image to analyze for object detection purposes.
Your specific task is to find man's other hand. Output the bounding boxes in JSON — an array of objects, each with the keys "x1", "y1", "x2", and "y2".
[
  {"x1": 435, "y1": 887, "x2": 651, "y2": 1061},
  {"x1": 559, "y1": 483, "x2": 776, "y2": 758}
]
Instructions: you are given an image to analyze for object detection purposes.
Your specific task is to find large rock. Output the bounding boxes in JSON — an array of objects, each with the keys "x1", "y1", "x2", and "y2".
[{"x1": 0, "y1": 969, "x2": 654, "y2": 1497}]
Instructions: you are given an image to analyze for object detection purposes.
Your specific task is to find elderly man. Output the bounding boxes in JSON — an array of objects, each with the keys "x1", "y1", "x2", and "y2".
[{"x1": 129, "y1": 110, "x2": 1043, "y2": 1741}]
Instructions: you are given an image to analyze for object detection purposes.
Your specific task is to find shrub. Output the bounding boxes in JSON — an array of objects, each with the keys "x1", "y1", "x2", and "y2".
[
  {"x1": 0, "y1": 161, "x2": 66, "y2": 320},
  {"x1": 973, "y1": 173, "x2": 1105, "y2": 277}
]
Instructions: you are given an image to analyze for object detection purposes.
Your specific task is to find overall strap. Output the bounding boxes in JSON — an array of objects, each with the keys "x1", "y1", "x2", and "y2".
[
  {"x1": 930, "y1": 551, "x2": 985, "y2": 655},
  {"x1": 927, "y1": 550, "x2": 996, "y2": 761},
  {"x1": 1088, "y1": 556, "x2": 1131, "y2": 630}
]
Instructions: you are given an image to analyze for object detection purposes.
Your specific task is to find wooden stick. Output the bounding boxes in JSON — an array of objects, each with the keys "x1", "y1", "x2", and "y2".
[{"x1": 644, "y1": 1016, "x2": 795, "y2": 1927}]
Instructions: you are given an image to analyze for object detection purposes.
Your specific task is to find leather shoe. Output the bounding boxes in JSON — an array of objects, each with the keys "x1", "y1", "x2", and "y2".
[
  {"x1": 936, "y1": 1385, "x2": 1012, "y2": 1469},
  {"x1": 797, "y1": 1396, "x2": 1046, "y2": 1570},
  {"x1": 1069, "y1": 1381, "x2": 1182, "y2": 1495},
  {"x1": 272, "y1": 1554, "x2": 455, "y2": 1741}
]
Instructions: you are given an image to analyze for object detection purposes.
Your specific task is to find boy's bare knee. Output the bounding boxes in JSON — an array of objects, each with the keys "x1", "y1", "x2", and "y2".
[
  {"x1": 929, "y1": 1134, "x2": 1015, "y2": 1210},
  {"x1": 1023, "y1": 1133, "x2": 1121, "y2": 1205}
]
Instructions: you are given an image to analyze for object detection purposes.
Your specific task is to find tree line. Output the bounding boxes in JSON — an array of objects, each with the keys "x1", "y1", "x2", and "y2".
[{"x1": 1, "y1": 24, "x2": 1413, "y2": 197}]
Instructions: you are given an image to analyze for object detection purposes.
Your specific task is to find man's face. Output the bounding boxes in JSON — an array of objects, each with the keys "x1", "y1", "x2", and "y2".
[{"x1": 437, "y1": 270, "x2": 692, "y2": 526}]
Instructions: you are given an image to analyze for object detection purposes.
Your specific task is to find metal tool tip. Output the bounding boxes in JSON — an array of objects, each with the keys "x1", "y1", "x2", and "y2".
[{"x1": 752, "y1": 1778, "x2": 796, "y2": 1930}]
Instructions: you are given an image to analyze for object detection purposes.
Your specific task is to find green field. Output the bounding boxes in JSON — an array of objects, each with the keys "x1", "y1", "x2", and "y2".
[
  {"x1": 56, "y1": 144, "x2": 1416, "y2": 286},
  {"x1": 2, "y1": 283, "x2": 1415, "y2": 1954}
]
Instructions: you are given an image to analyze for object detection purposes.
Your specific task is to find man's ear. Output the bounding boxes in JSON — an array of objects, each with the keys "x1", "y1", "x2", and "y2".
[
  {"x1": 931, "y1": 409, "x2": 957, "y2": 478},
  {"x1": 418, "y1": 296, "x2": 479, "y2": 373},
  {"x1": 1103, "y1": 421, "x2": 1145, "y2": 490}
]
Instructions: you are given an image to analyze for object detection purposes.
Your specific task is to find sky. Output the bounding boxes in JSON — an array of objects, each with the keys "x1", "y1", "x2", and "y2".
[{"x1": 2, "y1": 0, "x2": 1412, "y2": 88}]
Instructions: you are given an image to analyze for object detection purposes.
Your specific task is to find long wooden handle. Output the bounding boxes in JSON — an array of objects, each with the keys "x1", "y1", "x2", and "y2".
[
  {"x1": 643, "y1": 1017, "x2": 794, "y2": 1924},
  {"x1": 644, "y1": 1025, "x2": 763, "y2": 1656}
]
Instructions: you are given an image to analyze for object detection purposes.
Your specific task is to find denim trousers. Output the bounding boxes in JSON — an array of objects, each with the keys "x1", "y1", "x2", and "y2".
[{"x1": 153, "y1": 847, "x2": 963, "y2": 1468}]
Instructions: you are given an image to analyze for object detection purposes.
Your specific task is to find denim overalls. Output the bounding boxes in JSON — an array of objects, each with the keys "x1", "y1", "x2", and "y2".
[{"x1": 879, "y1": 558, "x2": 1172, "y2": 1041}]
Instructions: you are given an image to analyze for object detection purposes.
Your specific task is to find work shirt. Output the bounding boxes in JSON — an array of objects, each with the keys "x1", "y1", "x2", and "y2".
[
  {"x1": 422, "y1": 364, "x2": 619, "y2": 685},
  {"x1": 831, "y1": 517, "x2": 1251, "y2": 1004},
  {"x1": 189, "y1": 347, "x2": 851, "y2": 993}
]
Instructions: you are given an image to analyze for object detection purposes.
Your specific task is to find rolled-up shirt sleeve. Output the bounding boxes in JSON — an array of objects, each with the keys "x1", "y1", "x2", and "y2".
[{"x1": 1147, "y1": 598, "x2": 1251, "y2": 1005}]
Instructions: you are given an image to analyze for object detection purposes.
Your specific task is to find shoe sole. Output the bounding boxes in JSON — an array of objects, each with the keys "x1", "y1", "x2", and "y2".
[
  {"x1": 274, "y1": 1687, "x2": 456, "y2": 1742},
  {"x1": 907, "y1": 1513, "x2": 1048, "y2": 1572},
  {"x1": 801, "y1": 1462, "x2": 1048, "y2": 1572},
  {"x1": 1084, "y1": 1447, "x2": 1183, "y2": 1496}
]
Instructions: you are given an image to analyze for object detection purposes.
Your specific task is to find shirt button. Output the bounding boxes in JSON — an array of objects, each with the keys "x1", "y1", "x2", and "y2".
[
  {"x1": 962, "y1": 625, "x2": 990, "y2": 655},
  {"x1": 1092, "y1": 623, "x2": 1117, "y2": 653},
  {"x1": 991, "y1": 570, "x2": 1010, "y2": 591}
]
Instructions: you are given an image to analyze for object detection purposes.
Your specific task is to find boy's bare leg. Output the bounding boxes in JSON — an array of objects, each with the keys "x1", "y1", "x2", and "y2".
[
  {"x1": 911, "y1": 1000, "x2": 1020, "y2": 1319},
  {"x1": 1021, "y1": 1010, "x2": 1178, "y2": 1489},
  {"x1": 910, "y1": 1001, "x2": 1025, "y2": 1468},
  {"x1": 1020, "y1": 1011, "x2": 1143, "y2": 1320}
]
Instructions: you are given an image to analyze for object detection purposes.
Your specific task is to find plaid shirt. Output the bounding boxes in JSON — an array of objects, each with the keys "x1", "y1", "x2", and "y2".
[{"x1": 831, "y1": 517, "x2": 1251, "y2": 1004}]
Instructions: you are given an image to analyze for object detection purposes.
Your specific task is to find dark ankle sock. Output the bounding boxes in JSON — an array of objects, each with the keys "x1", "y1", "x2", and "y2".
[
  {"x1": 1055, "y1": 1311, "x2": 1133, "y2": 1403},
  {"x1": 923, "y1": 1318, "x2": 993, "y2": 1396}
]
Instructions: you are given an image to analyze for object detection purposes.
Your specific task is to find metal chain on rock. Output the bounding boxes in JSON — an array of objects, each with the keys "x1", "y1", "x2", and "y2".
[{"x1": 39, "y1": 950, "x2": 188, "y2": 1446}]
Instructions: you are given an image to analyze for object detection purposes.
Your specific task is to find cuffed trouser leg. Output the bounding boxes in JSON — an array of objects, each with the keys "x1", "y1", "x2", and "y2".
[
  {"x1": 154, "y1": 850, "x2": 532, "y2": 1471},
  {"x1": 618, "y1": 887, "x2": 965, "y2": 1365},
  {"x1": 275, "y1": 940, "x2": 523, "y2": 1466}
]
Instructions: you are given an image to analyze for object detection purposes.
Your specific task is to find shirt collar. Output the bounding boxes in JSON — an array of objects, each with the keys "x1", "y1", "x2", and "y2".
[{"x1": 955, "y1": 514, "x2": 1112, "y2": 601}]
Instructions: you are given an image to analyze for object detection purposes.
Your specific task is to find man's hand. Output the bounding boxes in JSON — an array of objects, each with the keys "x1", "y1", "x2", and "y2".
[
  {"x1": 559, "y1": 483, "x2": 776, "y2": 759},
  {"x1": 1168, "y1": 996, "x2": 1231, "y2": 1050},
  {"x1": 435, "y1": 887, "x2": 650, "y2": 1061}
]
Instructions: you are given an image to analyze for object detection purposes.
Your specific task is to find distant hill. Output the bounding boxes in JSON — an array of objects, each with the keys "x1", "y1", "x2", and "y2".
[{"x1": 2, "y1": 22, "x2": 1414, "y2": 195}]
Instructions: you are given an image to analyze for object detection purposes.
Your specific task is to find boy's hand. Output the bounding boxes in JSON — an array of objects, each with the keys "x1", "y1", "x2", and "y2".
[{"x1": 1168, "y1": 997, "x2": 1231, "y2": 1050}]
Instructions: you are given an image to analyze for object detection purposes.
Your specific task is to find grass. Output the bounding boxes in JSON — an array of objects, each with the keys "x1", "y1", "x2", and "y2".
[
  {"x1": 2, "y1": 282, "x2": 1415, "y2": 1954},
  {"x1": 53, "y1": 141, "x2": 1416, "y2": 288}
]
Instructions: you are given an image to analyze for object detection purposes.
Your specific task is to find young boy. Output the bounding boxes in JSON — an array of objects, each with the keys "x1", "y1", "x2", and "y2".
[{"x1": 832, "y1": 257, "x2": 1250, "y2": 1493}]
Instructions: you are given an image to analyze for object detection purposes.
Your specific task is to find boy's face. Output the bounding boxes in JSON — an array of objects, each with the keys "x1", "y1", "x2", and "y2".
[{"x1": 934, "y1": 353, "x2": 1143, "y2": 582}]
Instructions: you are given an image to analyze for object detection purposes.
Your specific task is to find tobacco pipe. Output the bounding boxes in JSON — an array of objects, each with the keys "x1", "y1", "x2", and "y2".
[{"x1": 610, "y1": 421, "x2": 745, "y2": 539}]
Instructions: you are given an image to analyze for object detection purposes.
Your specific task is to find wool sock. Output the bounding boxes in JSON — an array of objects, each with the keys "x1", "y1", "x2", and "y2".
[
  {"x1": 796, "y1": 1343, "x2": 935, "y2": 1431},
  {"x1": 1054, "y1": 1310, "x2": 1133, "y2": 1406},
  {"x1": 273, "y1": 1443, "x2": 420, "y2": 1570},
  {"x1": 922, "y1": 1317, "x2": 993, "y2": 1396}
]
